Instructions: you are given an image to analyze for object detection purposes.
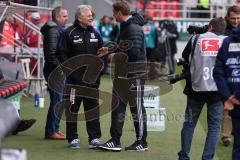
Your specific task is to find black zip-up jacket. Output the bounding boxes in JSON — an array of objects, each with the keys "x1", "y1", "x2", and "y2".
[
  {"x1": 41, "y1": 21, "x2": 63, "y2": 73},
  {"x1": 118, "y1": 12, "x2": 146, "y2": 62},
  {"x1": 56, "y1": 20, "x2": 103, "y2": 85}
]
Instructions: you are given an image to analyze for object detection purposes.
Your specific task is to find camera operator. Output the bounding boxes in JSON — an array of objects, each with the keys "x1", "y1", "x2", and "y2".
[
  {"x1": 178, "y1": 17, "x2": 226, "y2": 160},
  {"x1": 186, "y1": 6, "x2": 240, "y2": 147}
]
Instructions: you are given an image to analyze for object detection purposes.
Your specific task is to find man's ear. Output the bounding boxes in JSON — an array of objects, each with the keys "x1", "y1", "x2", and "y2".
[
  {"x1": 208, "y1": 25, "x2": 212, "y2": 32},
  {"x1": 77, "y1": 16, "x2": 82, "y2": 23}
]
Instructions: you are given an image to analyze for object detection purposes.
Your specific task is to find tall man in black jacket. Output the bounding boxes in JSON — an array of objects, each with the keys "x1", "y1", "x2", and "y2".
[
  {"x1": 97, "y1": 0, "x2": 148, "y2": 152},
  {"x1": 41, "y1": 6, "x2": 68, "y2": 140},
  {"x1": 56, "y1": 5, "x2": 106, "y2": 149}
]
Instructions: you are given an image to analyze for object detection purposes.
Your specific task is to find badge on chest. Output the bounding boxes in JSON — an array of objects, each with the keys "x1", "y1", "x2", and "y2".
[
  {"x1": 73, "y1": 35, "x2": 83, "y2": 44},
  {"x1": 90, "y1": 33, "x2": 98, "y2": 42}
]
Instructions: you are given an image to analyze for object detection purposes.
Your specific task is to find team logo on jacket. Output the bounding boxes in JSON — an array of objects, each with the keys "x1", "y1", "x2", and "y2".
[
  {"x1": 201, "y1": 38, "x2": 222, "y2": 56},
  {"x1": 91, "y1": 33, "x2": 95, "y2": 39}
]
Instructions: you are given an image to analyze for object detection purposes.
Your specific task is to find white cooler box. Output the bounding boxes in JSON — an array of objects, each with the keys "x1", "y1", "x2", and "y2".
[
  {"x1": 143, "y1": 85, "x2": 166, "y2": 132},
  {"x1": 145, "y1": 107, "x2": 166, "y2": 132},
  {"x1": 143, "y1": 85, "x2": 160, "y2": 109}
]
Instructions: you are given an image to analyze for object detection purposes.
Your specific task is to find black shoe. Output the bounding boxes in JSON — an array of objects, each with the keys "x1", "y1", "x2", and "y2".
[
  {"x1": 125, "y1": 140, "x2": 149, "y2": 151},
  {"x1": 222, "y1": 137, "x2": 231, "y2": 147},
  {"x1": 97, "y1": 139, "x2": 122, "y2": 152},
  {"x1": 12, "y1": 119, "x2": 36, "y2": 135}
]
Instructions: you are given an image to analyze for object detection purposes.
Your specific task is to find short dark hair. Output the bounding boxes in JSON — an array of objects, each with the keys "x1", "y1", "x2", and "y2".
[
  {"x1": 113, "y1": 0, "x2": 131, "y2": 16},
  {"x1": 209, "y1": 17, "x2": 226, "y2": 34},
  {"x1": 226, "y1": 5, "x2": 240, "y2": 18},
  {"x1": 52, "y1": 6, "x2": 66, "y2": 21}
]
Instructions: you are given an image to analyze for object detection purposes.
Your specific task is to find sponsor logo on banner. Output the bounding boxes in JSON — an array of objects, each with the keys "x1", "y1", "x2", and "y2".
[
  {"x1": 229, "y1": 43, "x2": 240, "y2": 52},
  {"x1": 201, "y1": 38, "x2": 221, "y2": 56}
]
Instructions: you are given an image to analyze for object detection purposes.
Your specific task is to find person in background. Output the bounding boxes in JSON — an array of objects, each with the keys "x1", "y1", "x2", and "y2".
[
  {"x1": 91, "y1": 11, "x2": 100, "y2": 33},
  {"x1": 224, "y1": 5, "x2": 240, "y2": 36},
  {"x1": 143, "y1": 14, "x2": 159, "y2": 79},
  {"x1": 26, "y1": 12, "x2": 42, "y2": 48},
  {"x1": 164, "y1": 20, "x2": 179, "y2": 75},
  {"x1": 99, "y1": 15, "x2": 113, "y2": 74},
  {"x1": 41, "y1": 6, "x2": 68, "y2": 140},
  {"x1": 99, "y1": 15, "x2": 113, "y2": 43},
  {"x1": 143, "y1": 15, "x2": 157, "y2": 62},
  {"x1": 220, "y1": 5, "x2": 240, "y2": 147},
  {"x1": 213, "y1": 27, "x2": 240, "y2": 160},
  {"x1": 109, "y1": 17, "x2": 120, "y2": 42}
]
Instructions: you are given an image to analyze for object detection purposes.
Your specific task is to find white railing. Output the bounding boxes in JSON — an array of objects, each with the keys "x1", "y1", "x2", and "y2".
[{"x1": 0, "y1": 1, "x2": 52, "y2": 79}]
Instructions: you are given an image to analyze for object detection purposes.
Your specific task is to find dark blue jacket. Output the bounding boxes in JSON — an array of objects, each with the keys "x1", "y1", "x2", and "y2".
[{"x1": 213, "y1": 28, "x2": 240, "y2": 102}]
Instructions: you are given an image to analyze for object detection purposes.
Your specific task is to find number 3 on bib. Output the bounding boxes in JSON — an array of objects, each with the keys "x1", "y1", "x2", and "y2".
[{"x1": 203, "y1": 67, "x2": 214, "y2": 80}]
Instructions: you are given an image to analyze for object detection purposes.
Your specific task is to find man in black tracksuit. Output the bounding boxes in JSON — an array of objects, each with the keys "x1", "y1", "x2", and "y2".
[
  {"x1": 98, "y1": 1, "x2": 148, "y2": 152},
  {"x1": 56, "y1": 5, "x2": 105, "y2": 149}
]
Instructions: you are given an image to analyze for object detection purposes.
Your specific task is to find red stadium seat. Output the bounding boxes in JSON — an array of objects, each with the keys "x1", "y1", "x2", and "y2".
[
  {"x1": 155, "y1": 0, "x2": 168, "y2": 18},
  {"x1": 157, "y1": 0, "x2": 168, "y2": 9},
  {"x1": 3, "y1": 89, "x2": 10, "y2": 97},
  {"x1": 170, "y1": 0, "x2": 181, "y2": 18},
  {"x1": 146, "y1": 1, "x2": 157, "y2": 9},
  {"x1": 136, "y1": 0, "x2": 145, "y2": 10},
  {"x1": 147, "y1": 10, "x2": 157, "y2": 17}
]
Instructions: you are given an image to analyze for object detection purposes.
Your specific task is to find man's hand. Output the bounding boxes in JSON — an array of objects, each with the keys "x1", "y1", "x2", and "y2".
[
  {"x1": 229, "y1": 95, "x2": 240, "y2": 105},
  {"x1": 97, "y1": 47, "x2": 109, "y2": 57},
  {"x1": 224, "y1": 100, "x2": 234, "y2": 110},
  {"x1": 224, "y1": 95, "x2": 240, "y2": 110}
]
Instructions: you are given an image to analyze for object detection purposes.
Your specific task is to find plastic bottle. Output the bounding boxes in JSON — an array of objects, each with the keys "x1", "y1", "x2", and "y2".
[{"x1": 34, "y1": 93, "x2": 40, "y2": 107}]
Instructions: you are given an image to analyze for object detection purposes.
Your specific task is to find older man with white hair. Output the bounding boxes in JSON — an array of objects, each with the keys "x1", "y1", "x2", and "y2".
[{"x1": 56, "y1": 5, "x2": 106, "y2": 149}]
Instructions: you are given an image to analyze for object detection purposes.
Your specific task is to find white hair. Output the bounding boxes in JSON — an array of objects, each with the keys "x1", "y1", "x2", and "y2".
[{"x1": 75, "y1": 5, "x2": 92, "y2": 19}]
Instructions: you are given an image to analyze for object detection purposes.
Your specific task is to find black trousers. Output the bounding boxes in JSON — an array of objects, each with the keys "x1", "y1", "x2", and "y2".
[
  {"x1": 110, "y1": 78, "x2": 147, "y2": 144},
  {"x1": 146, "y1": 48, "x2": 155, "y2": 62},
  {"x1": 66, "y1": 94, "x2": 101, "y2": 143}
]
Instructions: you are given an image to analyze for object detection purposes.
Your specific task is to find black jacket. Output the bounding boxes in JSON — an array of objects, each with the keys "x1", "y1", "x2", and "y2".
[
  {"x1": 118, "y1": 13, "x2": 146, "y2": 62},
  {"x1": 56, "y1": 20, "x2": 103, "y2": 85},
  {"x1": 41, "y1": 21, "x2": 63, "y2": 73},
  {"x1": 224, "y1": 23, "x2": 235, "y2": 36}
]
